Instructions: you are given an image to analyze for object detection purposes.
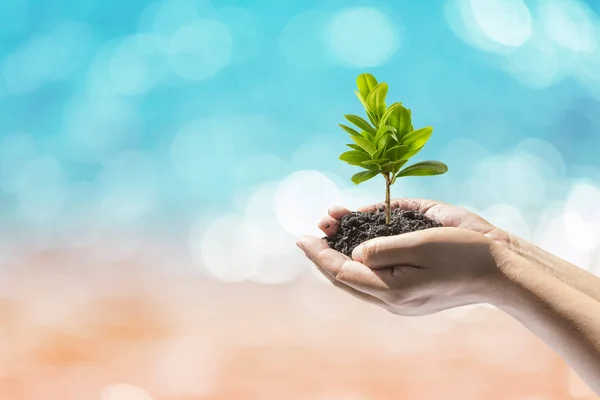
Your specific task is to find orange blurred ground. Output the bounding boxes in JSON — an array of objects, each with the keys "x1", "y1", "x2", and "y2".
[{"x1": 0, "y1": 247, "x2": 597, "y2": 400}]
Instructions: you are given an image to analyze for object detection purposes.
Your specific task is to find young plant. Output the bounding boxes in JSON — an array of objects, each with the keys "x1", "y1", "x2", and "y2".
[{"x1": 339, "y1": 73, "x2": 448, "y2": 225}]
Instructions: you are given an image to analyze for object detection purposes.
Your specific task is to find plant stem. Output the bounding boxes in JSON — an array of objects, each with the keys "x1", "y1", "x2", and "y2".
[{"x1": 384, "y1": 173, "x2": 391, "y2": 225}]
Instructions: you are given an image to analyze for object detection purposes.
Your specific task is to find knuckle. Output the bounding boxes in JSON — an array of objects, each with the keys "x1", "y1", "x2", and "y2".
[
  {"x1": 333, "y1": 260, "x2": 349, "y2": 282},
  {"x1": 361, "y1": 241, "x2": 380, "y2": 265}
]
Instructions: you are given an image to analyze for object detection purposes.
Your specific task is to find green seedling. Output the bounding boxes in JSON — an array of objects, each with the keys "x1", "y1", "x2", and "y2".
[{"x1": 339, "y1": 73, "x2": 448, "y2": 225}]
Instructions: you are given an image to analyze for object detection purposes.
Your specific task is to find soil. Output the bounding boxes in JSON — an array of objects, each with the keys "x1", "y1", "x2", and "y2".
[{"x1": 324, "y1": 207, "x2": 442, "y2": 257}]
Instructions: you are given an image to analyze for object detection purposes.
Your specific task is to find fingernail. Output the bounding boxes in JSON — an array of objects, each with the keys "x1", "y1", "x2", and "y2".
[{"x1": 352, "y1": 244, "x2": 364, "y2": 262}]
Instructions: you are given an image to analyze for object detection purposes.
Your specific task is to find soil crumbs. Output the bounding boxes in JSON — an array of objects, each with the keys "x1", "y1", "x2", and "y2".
[{"x1": 325, "y1": 208, "x2": 442, "y2": 257}]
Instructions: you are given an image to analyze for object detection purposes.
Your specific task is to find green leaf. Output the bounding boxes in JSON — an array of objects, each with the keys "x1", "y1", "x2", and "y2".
[
  {"x1": 396, "y1": 161, "x2": 448, "y2": 178},
  {"x1": 402, "y1": 144, "x2": 425, "y2": 159},
  {"x1": 362, "y1": 159, "x2": 390, "y2": 167},
  {"x1": 385, "y1": 145, "x2": 409, "y2": 161},
  {"x1": 345, "y1": 114, "x2": 376, "y2": 135},
  {"x1": 381, "y1": 159, "x2": 407, "y2": 174},
  {"x1": 402, "y1": 126, "x2": 433, "y2": 149},
  {"x1": 354, "y1": 91, "x2": 378, "y2": 126},
  {"x1": 366, "y1": 82, "x2": 388, "y2": 119},
  {"x1": 339, "y1": 124, "x2": 361, "y2": 137},
  {"x1": 362, "y1": 163, "x2": 382, "y2": 171},
  {"x1": 381, "y1": 102, "x2": 401, "y2": 124},
  {"x1": 351, "y1": 135, "x2": 376, "y2": 155},
  {"x1": 339, "y1": 150, "x2": 371, "y2": 165},
  {"x1": 346, "y1": 143, "x2": 369, "y2": 154},
  {"x1": 356, "y1": 73, "x2": 378, "y2": 100},
  {"x1": 374, "y1": 125, "x2": 397, "y2": 143},
  {"x1": 351, "y1": 170, "x2": 380, "y2": 185},
  {"x1": 381, "y1": 103, "x2": 411, "y2": 139},
  {"x1": 377, "y1": 132, "x2": 390, "y2": 147},
  {"x1": 359, "y1": 130, "x2": 372, "y2": 140}
]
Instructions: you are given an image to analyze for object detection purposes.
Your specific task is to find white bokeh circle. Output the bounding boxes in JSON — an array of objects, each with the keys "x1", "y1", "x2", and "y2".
[
  {"x1": 480, "y1": 204, "x2": 531, "y2": 241},
  {"x1": 195, "y1": 214, "x2": 255, "y2": 282},
  {"x1": 109, "y1": 34, "x2": 168, "y2": 95},
  {"x1": 470, "y1": 0, "x2": 532, "y2": 47},
  {"x1": 274, "y1": 170, "x2": 343, "y2": 237},
  {"x1": 325, "y1": 7, "x2": 399, "y2": 68},
  {"x1": 564, "y1": 182, "x2": 600, "y2": 252},
  {"x1": 278, "y1": 10, "x2": 333, "y2": 70},
  {"x1": 192, "y1": 182, "x2": 311, "y2": 284},
  {"x1": 168, "y1": 19, "x2": 232, "y2": 81},
  {"x1": 539, "y1": 0, "x2": 597, "y2": 53},
  {"x1": 65, "y1": 96, "x2": 142, "y2": 153}
]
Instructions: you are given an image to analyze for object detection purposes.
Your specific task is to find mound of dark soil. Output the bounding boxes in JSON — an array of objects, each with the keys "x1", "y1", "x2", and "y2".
[{"x1": 324, "y1": 207, "x2": 442, "y2": 257}]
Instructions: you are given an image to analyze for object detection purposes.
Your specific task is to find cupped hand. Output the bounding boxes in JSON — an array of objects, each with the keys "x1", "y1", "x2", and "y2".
[
  {"x1": 297, "y1": 225, "x2": 514, "y2": 316},
  {"x1": 318, "y1": 198, "x2": 513, "y2": 250},
  {"x1": 318, "y1": 199, "x2": 600, "y2": 304}
]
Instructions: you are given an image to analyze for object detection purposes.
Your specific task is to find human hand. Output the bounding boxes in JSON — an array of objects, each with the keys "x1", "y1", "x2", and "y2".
[
  {"x1": 318, "y1": 198, "x2": 512, "y2": 249},
  {"x1": 298, "y1": 199, "x2": 600, "y2": 393},
  {"x1": 322, "y1": 199, "x2": 600, "y2": 305},
  {"x1": 297, "y1": 226, "x2": 514, "y2": 316}
]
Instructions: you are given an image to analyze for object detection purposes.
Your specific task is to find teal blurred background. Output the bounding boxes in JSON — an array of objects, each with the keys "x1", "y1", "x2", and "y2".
[
  {"x1": 2, "y1": 1, "x2": 600, "y2": 398},
  {"x1": 1, "y1": 0, "x2": 600, "y2": 278}
]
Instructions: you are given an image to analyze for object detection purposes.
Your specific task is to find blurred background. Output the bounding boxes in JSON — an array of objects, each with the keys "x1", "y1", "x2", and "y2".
[{"x1": 1, "y1": 0, "x2": 600, "y2": 398}]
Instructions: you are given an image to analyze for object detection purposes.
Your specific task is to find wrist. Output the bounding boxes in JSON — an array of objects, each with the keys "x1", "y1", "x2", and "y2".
[{"x1": 478, "y1": 245, "x2": 534, "y2": 309}]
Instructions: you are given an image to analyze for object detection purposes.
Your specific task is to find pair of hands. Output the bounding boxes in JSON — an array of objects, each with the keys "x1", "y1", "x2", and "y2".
[
  {"x1": 299, "y1": 199, "x2": 600, "y2": 394},
  {"x1": 297, "y1": 199, "x2": 518, "y2": 316}
]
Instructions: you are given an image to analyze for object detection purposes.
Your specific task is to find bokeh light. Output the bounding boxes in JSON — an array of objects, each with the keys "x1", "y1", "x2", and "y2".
[
  {"x1": 274, "y1": 170, "x2": 343, "y2": 237},
  {"x1": 278, "y1": 10, "x2": 333, "y2": 70},
  {"x1": 56, "y1": 182, "x2": 104, "y2": 248},
  {"x1": 98, "y1": 151, "x2": 158, "y2": 221},
  {"x1": 539, "y1": 0, "x2": 597, "y2": 53},
  {"x1": 167, "y1": 19, "x2": 232, "y2": 81},
  {"x1": 65, "y1": 95, "x2": 142, "y2": 155},
  {"x1": 470, "y1": 0, "x2": 532, "y2": 47},
  {"x1": 15, "y1": 156, "x2": 66, "y2": 223},
  {"x1": 0, "y1": 132, "x2": 37, "y2": 194},
  {"x1": 325, "y1": 7, "x2": 400, "y2": 68},
  {"x1": 139, "y1": 0, "x2": 216, "y2": 38},
  {"x1": 1, "y1": 0, "x2": 600, "y2": 397},
  {"x1": 108, "y1": 34, "x2": 168, "y2": 95},
  {"x1": 1, "y1": 22, "x2": 91, "y2": 95},
  {"x1": 169, "y1": 117, "x2": 235, "y2": 184}
]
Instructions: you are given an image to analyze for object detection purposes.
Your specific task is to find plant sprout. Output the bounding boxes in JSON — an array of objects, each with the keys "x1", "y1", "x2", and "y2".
[{"x1": 339, "y1": 73, "x2": 448, "y2": 225}]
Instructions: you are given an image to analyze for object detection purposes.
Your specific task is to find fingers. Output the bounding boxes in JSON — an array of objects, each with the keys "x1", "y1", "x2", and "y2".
[
  {"x1": 357, "y1": 198, "x2": 444, "y2": 215},
  {"x1": 297, "y1": 236, "x2": 391, "y2": 297},
  {"x1": 318, "y1": 215, "x2": 339, "y2": 237},
  {"x1": 297, "y1": 236, "x2": 389, "y2": 305},
  {"x1": 352, "y1": 230, "x2": 428, "y2": 269},
  {"x1": 313, "y1": 258, "x2": 389, "y2": 308},
  {"x1": 318, "y1": 206, "x2": 352, "y2": 237},
  {"x1": 328, "y1": 205, "x2": 352, "y2": 220}
]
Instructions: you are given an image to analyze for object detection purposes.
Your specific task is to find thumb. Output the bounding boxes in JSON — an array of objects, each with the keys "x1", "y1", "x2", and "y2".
[{"x1": 351, "y1": 231, "x2": 426, "y2": 269}]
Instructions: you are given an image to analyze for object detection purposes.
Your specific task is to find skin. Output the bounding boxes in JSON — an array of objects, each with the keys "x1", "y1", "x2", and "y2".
[{"x1": 297, "y1": 198, "x2": 600, "y2": 394}]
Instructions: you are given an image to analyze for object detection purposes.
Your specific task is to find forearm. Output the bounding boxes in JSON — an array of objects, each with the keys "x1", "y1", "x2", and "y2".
[
  {"x1": 490, "y1": 254, "x2": 600, "y2": 394},
  {"x1": 506, "y1": 233, "x2": 600, "y2": 303}
]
